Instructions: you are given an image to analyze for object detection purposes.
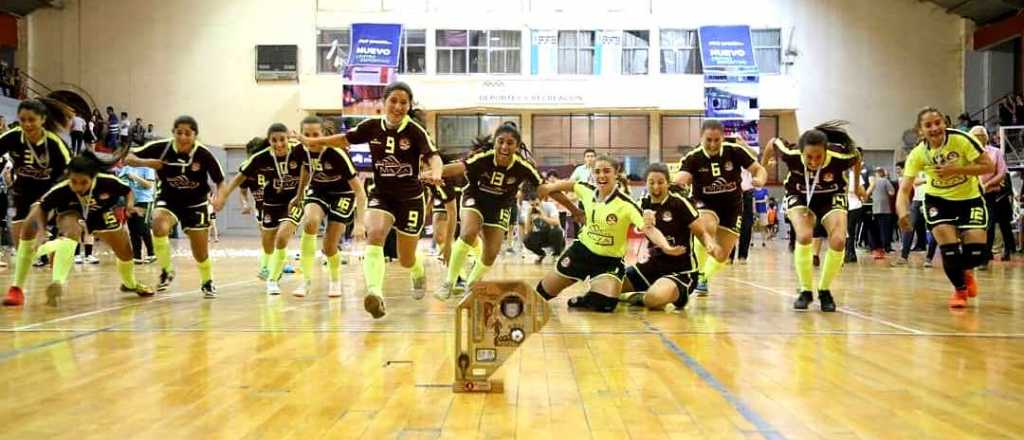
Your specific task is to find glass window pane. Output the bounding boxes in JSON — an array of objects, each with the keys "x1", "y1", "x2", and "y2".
[
  {"x1": 480, "y1": 115, "x2": 521, "y2": 136},
  {"x1": 437, "y1": 50, "x2": 452, "y2": 74},
  {"x1": 405, "y1": 46, "x2": 426, "y2": 73},
  {"x1": 624, "y1": 30, "x2": 649, "y2": 48},
  {"x1": 623, "y1": 49, "x2": 647, "y2": 75},
  {"x1": 469, "y1": 30, "x2": 488, "y2": 47},
  {"x1": 755, "y1": 48, "x2": 780, "y2": 74},
  {"x1": 318, "y1": 45, "x2": 348, "y2": 73},
  {"x1": 438, "y1": 29, "x2": 467, "y2": 47},
  {"x1": 592, "y1": 116, "x2": 610, "y2": 149},
  {"x1": 558, "y1": 49, "x2": 577, "y2": 74},
  {"x1": 570, "y1": 115, "x2": 590, "y2": 148},
  {"x1": 558, "y1": 31, "x2": 578, "y2": 48},
  {"x1": 533, "y1": 115, "x2": 571, "y2": 148},
  {"x1": 490, "y1": 49, "x2": 520, "y2": 74},
  {"x1": 452, "y1": 49, "x2": 468, "y2": 73},
  {"x1": 661, "y1": 116, "x2": 703, "y2": 163},
  {"x1": 579, "y1": 31, "x2": 595, "y2": 47},
  {"x1": 660, "y1": 29, "x2": 682, "y2": 47},
  {"x1": 406, "y1": 29, "x2": 426, "y2": 45},
  {"x1": 490, "y1": 31, "x2": 521, "y2": 48},
  {"x1": 318, "y1": 29, "x2": 349, "y2": 45},
  {"x1": 438, "y1": 115, "x2": 480, "y2": 151},
  {"x1": 752, "y1": 29, "x2": 781, "y2": 46},
  {"x1": 469, "y1": 49, "x2": 487, "y2": 73},
  {"x1": 578, "y1": 49, "x2": 594, "y2": 74}
]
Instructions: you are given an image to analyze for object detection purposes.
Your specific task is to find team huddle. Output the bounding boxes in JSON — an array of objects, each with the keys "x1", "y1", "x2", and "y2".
[{"x1": 0, "y1": 84, "x2": 996, "y2": 314}]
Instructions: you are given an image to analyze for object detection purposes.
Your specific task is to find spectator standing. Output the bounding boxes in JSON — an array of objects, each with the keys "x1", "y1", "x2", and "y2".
[
  {"x1": 119, "y1": 163, "x2": 158, "y2": 264},
  {"x1": 105, "y1": 107, "x2": 119, "y2": 148},
  {"x1": 70, "y1": 112, "x2": 87, "y2": 154},
  {"x1": 867, "y1": 167, "x2": 896, "y2": 256},
  {"x1": 753, "y1": 186, "x2": 770, "y2": 247},
  {"x1": 974, "y1": 126, "x2": 1015, "y2": 269},
  {"x1": 119, "y1": 112, "x2": 131, "y2": 147},
  {"x1": 130, "y1": 118, "x2": 146, "y2": 147}
]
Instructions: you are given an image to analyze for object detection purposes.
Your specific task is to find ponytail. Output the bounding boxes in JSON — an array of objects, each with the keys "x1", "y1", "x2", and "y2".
[
  {"x1": 67, "y1": 149, "x2": 107, "y2": 177},
  {"x1": 18, "y1": 97, "x2": 73, "y2": 133}
]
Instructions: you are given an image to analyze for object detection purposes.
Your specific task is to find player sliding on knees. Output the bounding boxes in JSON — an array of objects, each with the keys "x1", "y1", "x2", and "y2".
[
  {"x1": 533, "y1": 155, "x2": 685, "y2": 313},
  {"x1": 618, "y1": 163, "x2": 720, "y2": 311},
  {"x1": 762, "y1": 122, "x2": 862, "y2": 312}
]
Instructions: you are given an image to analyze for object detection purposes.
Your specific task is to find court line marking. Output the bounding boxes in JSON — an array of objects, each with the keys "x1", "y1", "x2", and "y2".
[
  {"x1": 0, "y1": 324, "x2": 119, "y2": 362},
  {"x1": 728, "y1": 278, "x2": 926, "y2": 335},
  {"x1": 10, "y1": 278, "x2": 261, "y2": 331},
  {"x1": 643, "y1": 319, "x2": 787, "y2": 440},
  {"x1": 7, "y1": 328, "x2": 1024, "y2": 338}
]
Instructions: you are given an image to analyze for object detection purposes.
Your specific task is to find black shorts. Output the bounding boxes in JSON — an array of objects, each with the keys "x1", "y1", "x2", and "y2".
[
  {"x1": 785, "y1": 193, "x2": 847, "y2": 232},
  {"x1": 693, "y1": 196, "x2": 742, "y2": 235},
  {"x1": 11, "y1": 185, "x2": 48, "y2": 223},
  {"x1": 261, "y1": 203, "x2": 303, "y2": 229},
  {"x1": 555, "y1": 240, "x2": 626, "y2": 282},
  {"x1": 462, "y1": 192, "x2": 515, "y2": 231},
  {"x1": 52, "y1": 208, "x2": 123, "y2": 233},
  {"x1": 923, "y1": 194, "x2": 987, "y2": 230},
  {"x1": 368, "y1": 190, "x2": 426, "y2": 236},
  {"x1": 305, "y1": 191, "x2": 356, "y2": 224},
  {"x1": 625, "y1": 263, "x2": 697, "y2": 309},
  {"x1": 155, "y1": 200, "x2": 211, "y2": 231}
]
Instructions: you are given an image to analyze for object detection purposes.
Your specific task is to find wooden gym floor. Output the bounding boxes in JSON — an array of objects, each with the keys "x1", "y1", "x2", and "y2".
[{"x1": 1, "y1": 237, "x2": 1022, "y2": 439}]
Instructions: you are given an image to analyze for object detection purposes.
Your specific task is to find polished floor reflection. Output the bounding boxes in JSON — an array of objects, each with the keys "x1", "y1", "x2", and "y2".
[{"x1": 1, "y1": 238, "x2": 1022, "y2": 439}]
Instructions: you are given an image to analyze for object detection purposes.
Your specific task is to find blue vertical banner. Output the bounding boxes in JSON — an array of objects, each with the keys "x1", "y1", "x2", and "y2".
[
  {"x1": 699, "y1": 25, "x2": 761, "y2": 147},
  {"x1": 348, "y1": 23, "x2": 404, "y2": 67}
]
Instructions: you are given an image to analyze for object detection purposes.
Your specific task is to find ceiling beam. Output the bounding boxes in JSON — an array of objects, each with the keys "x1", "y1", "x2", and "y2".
[{"x1": 974, "y1": 10, "x2": 1024, "y2": 49}]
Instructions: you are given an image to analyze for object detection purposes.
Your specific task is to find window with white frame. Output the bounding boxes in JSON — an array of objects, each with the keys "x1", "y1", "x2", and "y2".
[
  {"x1": 436, "y1": 30, "x2": 521, "y2": 74},
  {"x1": 398, "y1": 29, "x2": 426, "y2": 74},
  {"x1": 558, "y1": 31, "x2": 595, "y2": 75},
  {"x1": 622, "y1": 30, "x2": 649, "y2": 75},
  {"x1": 317, "y1": 28, "x2": 350, "y2": 74},
  {"x1": 752, "y1": 29, "x2": 782, "y2": 74},
  {"x1": 659, "y1": 29, "x2": 701, "y2": 74}
]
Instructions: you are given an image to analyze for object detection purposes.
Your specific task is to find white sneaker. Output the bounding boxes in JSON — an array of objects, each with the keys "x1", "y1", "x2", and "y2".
[
  {"x1": 293, "y1": 280, "x2": 310, "y2": 297},
  {"x1": 86, "y1": 255, "x2": 100, "y2": 264},
  {"x1": 328, "y1": 280, "x2": 342, "y2": 297},
  {"x1": 266, "y1": 279, "x2": 281, "y2": 295},
  {"x1": 411, "y1": 272, "x2": 426, "y2": 300},
  {"x1": 434, "y1": 281, "x2": 453, "y2": 301},
  {"x1": 74, "y1": 255, "x2": 83, "y2": 264}
]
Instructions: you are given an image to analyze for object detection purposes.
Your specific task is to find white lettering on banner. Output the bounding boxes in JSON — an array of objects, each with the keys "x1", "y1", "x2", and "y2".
[
  {"x1": 710, "y1": 49, "x2": 747, "y2": 57},
  {"x1": 477, "y1": 79, "x2": 586, "y2": 106},
  {"x1": 355, "y1": 47, "x2": 392, "y2": 56}
]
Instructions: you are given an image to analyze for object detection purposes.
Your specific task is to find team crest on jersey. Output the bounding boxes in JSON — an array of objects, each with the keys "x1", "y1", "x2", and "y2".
[
  {"x1": 560, "y1": 256, "x2": 571, "y2": 268},
  {"x1": 507, "y1": 176, "x2": 516, "y2": 184},
  {"x1": 695, "y1": 200, "x2": 705, "y2": 208},
  {"x1": 661, "y1": 211, "x2": 673, "y2": 222},
  {"x1": 929, "y1": 207, "x2": 938, "y2": 217},
  {"x1": 289, "y1": 161, "x2": 298, "y2": 170},
  {"x1": 464, "y1": 197, "x2": 476, "y2": 207},
  {"x1": 724, "y1": 161, "x2": 734, "y2": 171},
  {"x1": 191, "y1": 162, "x2": 201, "y2": 172},
  {"x1": 399, "y1": 138, "x2": 411, "y2": 151},
  {"x1": 98, "y1": 193, "x2": 110, "y2": 200},
  {"x1": 606, "y1": 214, "x2": 618, "y2": 225},
  {"x1": 369, "y1": 198, "x2": 381, "y2": 207},
  {"x1": 823, "y1": 172, "x2": 834, "y2": 182},
  {"x1": 324, "y1": 163, "x2": 333, "y2": 170}
]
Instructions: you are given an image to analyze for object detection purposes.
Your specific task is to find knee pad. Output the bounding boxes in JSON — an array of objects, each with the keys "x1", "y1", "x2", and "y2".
[
  {"x1": 536, "y1": 281, "x2": 555, "y2": 301},
  {"x1": 961, "y1": 243, "x2": 989, "y2": 269}
]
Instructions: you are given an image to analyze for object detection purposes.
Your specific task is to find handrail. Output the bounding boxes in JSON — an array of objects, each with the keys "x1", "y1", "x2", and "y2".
[
  {"x1": 16, "y1": 71, "x2": 53, "y2": 95},
  {"x1": 970, "y1": 92, "x2": 1014, "y2": 127}
]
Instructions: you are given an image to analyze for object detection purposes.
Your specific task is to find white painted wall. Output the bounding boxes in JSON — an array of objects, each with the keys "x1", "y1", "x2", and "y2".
[{"x1": 25, "y1": 0, "x2": 965, "y2": 149}]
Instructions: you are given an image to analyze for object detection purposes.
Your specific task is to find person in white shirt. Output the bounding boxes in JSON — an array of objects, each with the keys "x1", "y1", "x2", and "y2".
[
  {"x1": 570, "y1": 148, "x2": 597, "y2": 184},
  {"x1": 845, "y1": 167, "x2": 867, "y2": 262},
  {"x1": 119, "y1": 112, "x2": 131, "y2": 148},
  {"x1": 70, "y1": 113, "x2": 87, "y2": 154}
]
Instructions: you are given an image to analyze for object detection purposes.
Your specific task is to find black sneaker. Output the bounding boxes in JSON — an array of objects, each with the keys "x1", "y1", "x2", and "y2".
[
  {"x1": 201, "y1": 280, "x2": 216, "y2": 299},
  {"x1": 818, "y1": 290, "x2": 836, "y2": 312},
  {"x1": 793, "y1": 290, "x2": 813, "y2": 310},
  {"x1": 158, "y1": 269, "x2": 175, "y2": 292}
]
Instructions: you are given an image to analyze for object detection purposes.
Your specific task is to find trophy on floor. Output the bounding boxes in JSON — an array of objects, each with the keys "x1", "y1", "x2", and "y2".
[{"x1": 453, "y1": 280, "x2": 551, "y2": 393}]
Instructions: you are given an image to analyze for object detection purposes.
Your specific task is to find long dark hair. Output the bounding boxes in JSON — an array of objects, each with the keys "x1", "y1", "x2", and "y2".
[
  {"x1": 67, "y1": 149, "x2": 108, "y2": 177},
  {"x1": 18, "y1": 98, "x2": 73, "y2": 132}
]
